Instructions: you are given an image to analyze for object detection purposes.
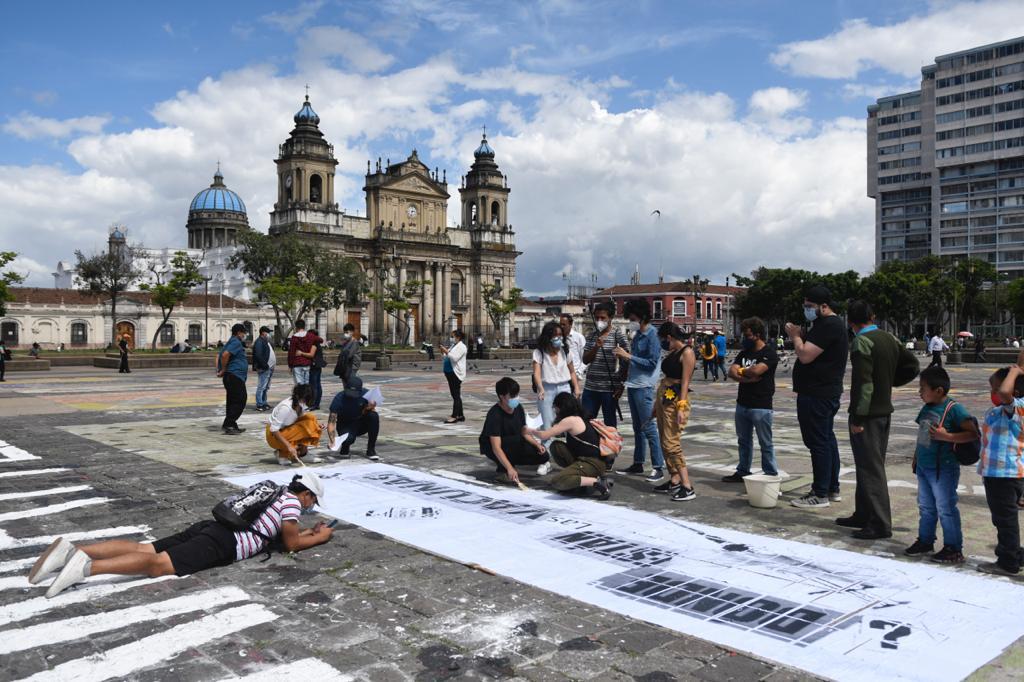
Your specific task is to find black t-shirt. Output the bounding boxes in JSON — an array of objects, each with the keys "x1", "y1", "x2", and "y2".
[
  {"x1": 792, "y1": 315, "x2": 849, "y2": 399},
  {"x1": 479, "y1": 403, "x2": 526, "y2": 456},
  {"x1": 329, "y1": 391, "x2": 367, "y2": 425},
  {"x1": 732, "y1": 344, "x2": 778, "y2": 409}
]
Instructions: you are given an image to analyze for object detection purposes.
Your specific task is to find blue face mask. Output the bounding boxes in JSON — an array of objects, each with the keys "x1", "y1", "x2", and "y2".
[
  {"x1": 552, "y1": 338, "x2": 563, "y2": 349},
  {"x1": 507, "y1": 398, "x2": 520, "y2": 409},
  {"x1": 741, "y1": 337, "x2": 756, "y2": 351},
  {"x1": 803, "y1": 306, "x2": 818, "y2": 322}
]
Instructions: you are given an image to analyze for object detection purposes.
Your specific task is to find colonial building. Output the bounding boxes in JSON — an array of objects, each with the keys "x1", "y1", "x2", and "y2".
[
  {"x1": 586, "y1": 281, "x2": 744, "y2": 337},
  {"x1": 268, "y1": 95, "x2": 520, "y2": 345}
]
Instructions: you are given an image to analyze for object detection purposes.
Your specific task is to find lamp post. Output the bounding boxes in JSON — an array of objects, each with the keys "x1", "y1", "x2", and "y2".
[{"x1": 203, "y1": 277, "x2": 210, "y2": 349}]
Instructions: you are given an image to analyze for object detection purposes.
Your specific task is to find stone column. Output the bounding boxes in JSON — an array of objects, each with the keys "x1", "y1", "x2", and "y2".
[
  {"x1": 421, "y1": 261, "x2": 432, "y2": 340},
  {"x1": 442, "y1": 264, "x2": 451, "y2": 330},
  {"x1": 433, "y1": 262, "x2": 442, "y2": 334}
]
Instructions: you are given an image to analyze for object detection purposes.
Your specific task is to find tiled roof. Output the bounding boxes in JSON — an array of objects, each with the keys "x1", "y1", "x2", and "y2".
[{"x1": 8, "y1": 287, "x2": 259, "y2": 309}]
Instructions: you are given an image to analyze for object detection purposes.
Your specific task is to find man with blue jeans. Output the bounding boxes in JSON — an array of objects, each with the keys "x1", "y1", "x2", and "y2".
[
  {"x1": 723, "y1": 317, "x2": 778, "y2": 482},
  {"x1": 614, "y1": 298, "x2": 665, "y2": 481},
  {"x1": 786, "y1": 285, "x2": 849, "y2": 509},
  {"x1": 581, "y1": 302, "x2": 629, "y2": 427},
  {"x1": 252, "y1": 326, "x2": 275, "y2": 411},
  {"x1": 713, "y1": 328, "x2": 727, "y2": 383}
]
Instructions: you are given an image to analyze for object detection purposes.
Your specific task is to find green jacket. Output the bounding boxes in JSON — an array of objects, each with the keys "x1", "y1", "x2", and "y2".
[{"x1": 848, "y1": 328, "x2": 920, "y2": 425}]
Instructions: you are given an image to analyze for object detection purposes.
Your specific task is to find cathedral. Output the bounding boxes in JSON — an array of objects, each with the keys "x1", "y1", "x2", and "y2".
[{"x1": 268, "y1": 94, "x2": 520, "y2": 345}]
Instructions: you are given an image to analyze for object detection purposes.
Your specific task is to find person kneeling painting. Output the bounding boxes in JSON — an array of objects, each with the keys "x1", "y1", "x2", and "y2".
[
  {"x1": 266, "y1": 384, "x2": 325, "y2": 465},
  {"x1": 480, "y1": 377, "x2": 550, "y2": 484},
  {"x1": 29, "y1": 471, "x2": 332, "y2": 599},
  {"x1": 528, "y1": 393, "x2": 613, "y2": 500},
  {"x1": 327, "y1": 376, "x2": 380, "y2": 461}
]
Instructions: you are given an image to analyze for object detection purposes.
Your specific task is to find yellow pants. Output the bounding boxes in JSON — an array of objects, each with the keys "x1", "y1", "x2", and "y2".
[
  {"x1": 265, "y1": 413, "x2": 322, "y2": 459},
  {"x1": 655, "y1": 381, "x2": 689, "y2": 477}
]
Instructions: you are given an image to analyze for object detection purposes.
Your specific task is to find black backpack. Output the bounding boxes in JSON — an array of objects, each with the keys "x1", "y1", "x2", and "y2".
[
  {"x1": 213, "y1": 480, "x2": 285, "y2": 532},
  {"x1": 939, "y1": 401, "x2": 981, "y2": 466}
]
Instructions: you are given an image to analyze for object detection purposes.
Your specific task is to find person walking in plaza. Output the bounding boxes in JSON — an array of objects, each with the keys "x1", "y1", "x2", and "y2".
[
  {"x1": 307, "y1": 328, "x2": 326, "y2": 410},
  {"x1": 786, "y1": 284, "x2": 849, "y2": 509},
  {"x1": 840, "y1": 300, "x2": 920, "y2": 539},
  {"x1": 615, "y1": 298, "x2": 666, "y2": 480},
  {"x1": 528, "y1": 393, "x2": 612, "y2": 500},
  {"x1": 977, "y1": 365, "x2": 1024, "y2": 576},
  {"x1": 560, "y1": 313, "x2": 587, "y2": 383},
  {"x1": 327, "y1": 376, "x2": 379, "y2": 461},
  {"x1": 699, "y1": 337, "x2": 719, "y2": 381},
  {"x1": 0, "y1": 340, "x2": 7, "y2": 382},
  {"x1": 217, "y1": 323, "x2": 249, "y2": 435},
  {"x1": 532, "y1": 321, "x2": 581, "y2": 442},
  {"x1": 252, "y1": 326, "x2": 275, "y2": 412},
  {"x1": 581, "y1": 302, "x2": 629, "y2": 426},
  {"x1": 333, "y1": 323, "x2": 362, "y2": 389},
  {"x1": 31, "y1": 471, "x2": 331, "y2": 598},
  {"x1": 904, "y1": 366, "x2": 976, "y2": 564},
  {"x1": 713, "y1": 327, "x2": 728, "y2": 380},
  {"x1": 441, "y1": 328, "x2": 468, "y2": 423},
  {"x1": 480, "y1": 377, "x2": 550, "y2": 484},
  {"x1": 974, "y1": 336, "x2": 987, "y2": 363},
  {"x1": 117, "y1": 335, "x2": 131, "y2": 373},
  {"x1": 723, "y1": 317, "x2": 780, "y2": 483},
  {"x1": 287, "y1": 318, "x2": 314, "y2": 385},
  {"x1": 928, "y1": 331, "x2": 949, "y2": 368},
  {"x1": 652, "y1": 322, "x2": 697, "y2": 500},
  {"x1": 266, "y1": 383, "x2": 324, "y2": 465}
]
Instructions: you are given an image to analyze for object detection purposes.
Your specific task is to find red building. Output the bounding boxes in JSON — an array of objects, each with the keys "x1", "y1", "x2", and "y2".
[{"x1": 586, "y1": 281, "x2": 745, "y2": 337}]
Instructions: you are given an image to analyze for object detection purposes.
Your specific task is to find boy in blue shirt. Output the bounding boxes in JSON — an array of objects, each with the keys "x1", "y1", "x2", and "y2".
[{"x1": 905, "y1": 366, "x2": 977, "y2": 564}]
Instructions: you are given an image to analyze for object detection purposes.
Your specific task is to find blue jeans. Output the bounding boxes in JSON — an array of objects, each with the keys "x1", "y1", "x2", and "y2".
[
  {"x1": 255, "y1": 368, "x2": 273, "y2": 408},
  {"x1": 796, "y1": 394, "x2": 841, "y2": 497},
  {"x1": 582, "y1": 389, "x2": 618, "y2": 427},
  {"x1": 537, "y1": 381, "x2": 570, "y2": 444},
  {"x1": 734, "y1": 405, "x2": 777, "y2": 476},
  {"x1": 627, "y1": 386, "x2": 664, "y2": 468},
  {"x1": 917, "y1": 464, "x2": 962, "y2": 550},
  {"x1": 292, "y1": 366, "x2": 310, "y2": 385}
]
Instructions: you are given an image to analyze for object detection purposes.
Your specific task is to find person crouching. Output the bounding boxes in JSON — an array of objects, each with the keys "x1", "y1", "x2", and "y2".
[{"x1": 528, "y1": 393, "x2": 613, "y2": 499}]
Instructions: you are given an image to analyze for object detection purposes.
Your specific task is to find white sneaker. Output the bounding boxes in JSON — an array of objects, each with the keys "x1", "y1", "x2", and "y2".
[
  {"x1": 536, "y1": 461, "x2": 551, "y2": 476},
  {"x1": 45, "y1": 549, "x2": 91, "y2": 598},
  {"x1": 828, "y1": 492, "x2": 842, "y2": 502},
  {"x1": 310, "y1": 455, "x2": 325, "y2": 463},
  {"x1": 277, "y1": 456, "x2": 294, "y2": 467},
  {"x1": 28, "y1": 537, "x2": 75, "y2": 585}
]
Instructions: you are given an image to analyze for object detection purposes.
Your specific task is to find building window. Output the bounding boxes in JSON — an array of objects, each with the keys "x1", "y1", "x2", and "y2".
[
  {"x1": 188, "y1": 324, "x2": 203, "y2": 344},
  {"x1": 1, "y1": 321, "x2": 17, "y2": 346},
  {"x1": 716, "y1": 302, "x2": 722, "y2": 320},
  {"x1": 451, "y1": 282, "x2": 461, "y2": 305},
  {"x1": 71, "y1": 322, "x2": 87, "y2": 345},
  {"x1": 652, "y1": 300, "x2": 663, "y2": 319},
  {"x1": 309, "y1": 174, "x2": 323, "y2": 204},
  {"x1": 672, "y1": 299, "x2": 686, "y2": 318},
  {"x1": 159, "y1": 324, "x2": 175, "y2": 345},
  {"x1": 705, "y1": 301, "x2": 713, "y2": 319},
  {"x1": 493, "y1": 278, "x2": 502, "y2": 292}
]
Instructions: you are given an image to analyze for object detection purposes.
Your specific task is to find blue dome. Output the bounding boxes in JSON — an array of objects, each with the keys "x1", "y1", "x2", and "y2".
[
  {"x1": 474, "y1": 135, "x2": 494, "y2": 157},
  {"x1": 190, "y1": 170, "x2": 246, "y2": 214},
  {"x1": 294, "y1": 95, "x2": 320, "y2": 125}
]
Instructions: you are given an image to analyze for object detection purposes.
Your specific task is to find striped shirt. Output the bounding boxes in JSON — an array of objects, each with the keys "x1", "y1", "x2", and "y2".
[
  {"x1": 978, "y1": 397, "x2": 1024, "y2": 478},
  {"x1": 234, "y1": 491, "x2": 301, "y2": 559},
  {"x1": 583, "y1": 328, "x2": 628, "y2": 393}
]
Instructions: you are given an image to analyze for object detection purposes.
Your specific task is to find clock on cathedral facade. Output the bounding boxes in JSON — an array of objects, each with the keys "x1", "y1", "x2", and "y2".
[{"x1": 268, "y1": 94, "x2": 519, "y2": 345}]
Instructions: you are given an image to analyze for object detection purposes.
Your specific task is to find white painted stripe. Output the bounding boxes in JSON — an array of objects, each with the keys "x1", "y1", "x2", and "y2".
[
  {"x1": 0, "y1": 575, "x2": 30, "y2": 591},
  {"x1": 0, "y1": 485, "x2": 92, "y2": 502},
  {"x1": 0, "y1": 497, "x2": 109, "y2": 523},
  {"x1": 0, "y1": 557, "x2": 36, "y2": 574},
  {"x1": 0, "y1": 575, "x2": 175, "y2": 627},
  {"x1": 0, "y1": 524, "x2": 151, "y2": 551},
  {"x1": 225, "y1": 658, "x2": 352, "y2": 681},
  {"x1": 0, "y1": 444, "x2": 41, "y2": 461},
  {"x1": 0, "y1": 586, "x2": 252, "y2": 655},
  {"x1": 0, "y1": 468, "x2": 69, "y2": 478},
  {"x1": 22, "y1": 604, "x2": 279, "y2": 682}
]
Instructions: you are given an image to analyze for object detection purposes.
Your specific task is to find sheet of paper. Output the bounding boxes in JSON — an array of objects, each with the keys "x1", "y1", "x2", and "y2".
[
  {"x1": 363, "y1": 386, "x2": 384, "y2": 405},
  {"x1": 525, "y1": 413, "x2": 543, "y2": 430},
  {"x1": 330, "y1": 434, "x2": 349, "y2": 452}
]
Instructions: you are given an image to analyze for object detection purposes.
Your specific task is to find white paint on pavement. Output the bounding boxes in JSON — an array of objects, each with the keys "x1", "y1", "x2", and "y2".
[
  {"x1": 0, "y1": 497, "x2": 109, "y2": 523},
  {"x1": 0, "y1": 442, "x2": 41, "y2": 462},
  {"x1": 0, "y1": 575, "x2": 175, "y2": 627},
  {"x1": 0, "y1": 468, "x2": 69, "y2": 478},
  {"x1": 0, "y1": 557, "x2": 36, "y2": 574},
  {"x1": 21, "y1": 604, "x2": 279, "y2": 682},
  {"x1": 0, "y1": 524, "x2": 152, "y2": 550},
  {"x1": 224, "y1": 658, "x2": 353, "y2": 681},
  {"x1": 0, "y1": 586, "x2": 252, "y2": 655},
  {"x1": 0, "y1": 484, "x2": 92, "y2": 501}
]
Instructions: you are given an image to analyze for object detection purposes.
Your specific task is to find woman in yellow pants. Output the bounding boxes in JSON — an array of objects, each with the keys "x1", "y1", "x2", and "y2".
[
  {"x1": 266, "y1": 384, "x2": 324, "y2": 465},
  {"x1": 654, "y1": 322, "x2": 697, "y2": 501}
]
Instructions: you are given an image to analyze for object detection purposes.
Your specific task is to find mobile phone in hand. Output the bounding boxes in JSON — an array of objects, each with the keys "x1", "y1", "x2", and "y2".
[{"x1": 327, "y1": 519, "x2": 339, "y2": 528}]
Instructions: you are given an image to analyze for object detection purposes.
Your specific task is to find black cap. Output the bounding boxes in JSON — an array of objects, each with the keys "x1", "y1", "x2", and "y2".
[
  {"x1": 259, "y1": 326, "x2": 272, "y2": 334},
  {"x1": 804, "y1": 284, "x2": 832, "y2": 306}
]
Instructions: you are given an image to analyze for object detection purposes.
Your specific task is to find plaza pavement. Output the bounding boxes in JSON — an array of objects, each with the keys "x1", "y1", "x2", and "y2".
[{"x1": 1, "y1": 356, "x2": 1023, "y2": 681}]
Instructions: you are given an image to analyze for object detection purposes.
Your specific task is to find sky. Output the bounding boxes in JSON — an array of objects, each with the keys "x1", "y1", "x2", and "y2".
[{"x1": 2, "y1": 0, "x2": 1024, "y2": 296}]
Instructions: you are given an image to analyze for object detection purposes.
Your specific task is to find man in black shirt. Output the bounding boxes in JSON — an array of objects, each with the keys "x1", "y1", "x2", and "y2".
[
  {"x1": 479, "y1": 377, "x2": 549, "y2": 484},
  {"x1": 327, "y1": 376, "x2": 379, "y2": 461},
  {"x1": 785, "y1": 284, "x2": 849, "y2": 509},
  {"x1": 723, "y1": 317, "x2": 779, "y2": 482}
]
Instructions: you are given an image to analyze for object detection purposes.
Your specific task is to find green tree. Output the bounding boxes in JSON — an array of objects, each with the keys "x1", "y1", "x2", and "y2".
[
  {"x1": 0, "y1": 252, "x2": 25, "y2": 317},
  {"x1": 481, "y1": 282, "x2": 523, "y2": 343},
  {"x1": 139, "y1": 251, "x2": 204, "y2": 349},
  {"x1": 732, "y1": 267, "x2": 818, "y2": 336},
  {"x1": 368, "y1": 276, "x2": 429, "y2": 348},
  {"x1": 75, "y1": 245, "x2": 144, "y2": 346},
  {"x1": 1005, "y1": 276, "x2": 1024, "y2": 324}
]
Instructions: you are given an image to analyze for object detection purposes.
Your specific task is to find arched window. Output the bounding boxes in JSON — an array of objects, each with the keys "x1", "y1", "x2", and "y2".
[
  {"x1": 470, "y1": 204, "x2": 478, "y2": 224},
  {"x1": 310, "y1": 174, "x2": 323, "y2": 204},
  {"x1": 490, "y1": 201, "x2": 500, "y2": 225},
  {"x1": 2, "y1": 321, "x2": 19, "y2": 346},
  {"x1": 188, "y1": 324, "x2": 203, "y2": 344},
  {"x1": 159, "y1": 324, "x2": 175, "y2": 345},
  {"x1": 71, "y1": 322, "x2": 88, "y2": 345}
]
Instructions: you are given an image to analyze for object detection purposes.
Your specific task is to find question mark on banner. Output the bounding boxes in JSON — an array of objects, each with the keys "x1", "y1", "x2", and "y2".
[{"x1": 869, "y1": 620, "x2": 912, "y2": 649}]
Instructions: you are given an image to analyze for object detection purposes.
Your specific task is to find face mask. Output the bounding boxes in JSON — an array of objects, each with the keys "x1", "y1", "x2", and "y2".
[
  {"x1": 627, "y1": 321, "x2": 641, "y2": 332},
  {"x1": 992, "y1": 391, "x2": 1005, "y2": 407},
  {"x1": 660, "y1": 339, "x2": 671, "y2": 351},
  {"x1": 507, "y1": 398, "x2": 520, "y2": 409},
  {"x1": 741, "y1": 337, "x2": 756, "y2": 351},
  {"x1": 552, "y1": 338, "x2": 563, "y2": 349},
  {"x1": 343, "y1": 332, "x2": 352, "y2": 340},
  {"x1": 450, "y1": 337, "x2": 457, "y2": 344},
  {"x1": 803, "y1": 306, "x2": 818, "y2": 322},
  {"x1": 596, "y1": 320, "x2": 609, "y2": 332}
]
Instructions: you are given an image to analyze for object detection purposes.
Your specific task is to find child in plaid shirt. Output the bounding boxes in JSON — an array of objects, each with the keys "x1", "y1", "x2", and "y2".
[{"x1": 978, "y1": 365, "x2": 1024, "y2": 576}]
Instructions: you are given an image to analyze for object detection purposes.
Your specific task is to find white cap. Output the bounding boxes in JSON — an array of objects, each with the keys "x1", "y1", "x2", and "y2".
[{"x1": 292, "y1": 471, "x2": 325, "y2": 502}]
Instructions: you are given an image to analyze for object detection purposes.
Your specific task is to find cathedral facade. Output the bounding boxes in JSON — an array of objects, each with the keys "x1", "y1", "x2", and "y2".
[{"x1": 268, "y1": 95, "x2": 520, "y2": 345}]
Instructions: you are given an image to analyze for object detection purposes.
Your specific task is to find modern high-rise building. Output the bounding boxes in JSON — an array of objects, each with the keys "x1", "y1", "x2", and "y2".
[{"x1": 868, "y1": 36, "x2": 1024, "y2": 276}]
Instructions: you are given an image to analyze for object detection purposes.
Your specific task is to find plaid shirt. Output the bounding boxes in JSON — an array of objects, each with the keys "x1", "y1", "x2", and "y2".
[{"x1": 978, "y1": 397, "x2": 1024, "y2": 478}]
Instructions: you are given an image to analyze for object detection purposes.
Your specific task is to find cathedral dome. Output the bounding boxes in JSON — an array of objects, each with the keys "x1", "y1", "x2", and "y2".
[
  {"x1": 474, "y1": 134, "x2": 494, "y2": 158},
  {"x1": 189, "y1": 168, "x2": 247, "y2": 214},
  {"x1": 294, "y1": 95, "x2": 320, "y2": 125}
]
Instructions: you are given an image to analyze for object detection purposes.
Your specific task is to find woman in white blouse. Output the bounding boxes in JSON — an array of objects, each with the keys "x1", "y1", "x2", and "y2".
[
  {"x1": 532, "y1": 320, "x2": 581, "y2": 439},
  {"x1": 440, "y1": 328, "x2": 468, "y2": 424},
  {"x1": 266, "y1": 384, "x2": 325, "y2": 465}
]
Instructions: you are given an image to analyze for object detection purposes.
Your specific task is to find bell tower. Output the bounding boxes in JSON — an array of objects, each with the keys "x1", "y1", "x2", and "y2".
[
  {"x1": 269, "y1": 92, "x2": 342, "y2": 235},
  {"x1": 459, "y1": 131, "x2": 510, "y2": 230}
]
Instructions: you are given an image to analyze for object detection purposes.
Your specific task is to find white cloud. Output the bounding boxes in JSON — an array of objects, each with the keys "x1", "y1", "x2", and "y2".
[
  {"x1": 771, "y1": 0, "x2": 1024, "y2": 79},
  {"x1": 748, "y1": 87, "x2": 807, "y2": 118},
  {"x1": 3, "y1": 113, "x2": 110, "y2": 140},
  {"x1": 261, "y1": 0, "x2": 325, "y2": 33},
  {"x1": 297, "y1": 26, "x2": 396, "y2": 73}
]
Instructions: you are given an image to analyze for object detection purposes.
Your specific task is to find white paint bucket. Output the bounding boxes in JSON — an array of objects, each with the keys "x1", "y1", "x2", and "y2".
[{"x1": 743, "y1": 474, "x2": 781, "y2": 509}]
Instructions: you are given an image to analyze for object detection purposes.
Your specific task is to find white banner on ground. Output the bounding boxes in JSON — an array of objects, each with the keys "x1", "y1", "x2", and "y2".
[{"x1": 225, "y1": 464, "x2": 1024, "y2": 681}]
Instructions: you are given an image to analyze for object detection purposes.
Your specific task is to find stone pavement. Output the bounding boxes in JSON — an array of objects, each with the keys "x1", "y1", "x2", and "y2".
[{"x1": 0, "y1": 358, "x2": 1022, "y2": 681}]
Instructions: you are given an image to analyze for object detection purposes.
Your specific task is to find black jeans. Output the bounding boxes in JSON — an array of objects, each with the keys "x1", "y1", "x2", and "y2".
[
  {"x1": 929, "y1": 350, "x2": 943, "y2": 368},
  {"x1": 445, "y1": 371, "x2": 463, "y2": 418},
  {"x1": 797, "y1": 394, "x2": 841, "y2": 498},
  {"x1": 340, "y1": 411, "x2": 379, "y2": 451},
  {"x1": 222, "y1": 373, "x2": 247, "y2": 429},
  {"x1": 309, "y1": 366, "x2": 323, "y2": 408},
  {"x1": 983, "y1": 477, "x2": 1024, "y2": 571},
  {"x1": 119, "y1": 352, "x2": 129, "y2": 373},
  {"x1": 484, "y1": 437, "x2": 548, "y2": 469},
  {"x1": 849, "y1": 416, "x2": 892, "y2": 533}
]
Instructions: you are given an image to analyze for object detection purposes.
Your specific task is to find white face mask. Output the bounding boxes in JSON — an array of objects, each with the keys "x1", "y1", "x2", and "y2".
[
  {"x1": 596, "y1": 320, "x2": 609, "y2": 332},
  {"x1": 343, "y1": 332, "x2": 352, "y2": 340},
  {"x1": 627, "y1": 321, "x2": 641, "y2": 332}
]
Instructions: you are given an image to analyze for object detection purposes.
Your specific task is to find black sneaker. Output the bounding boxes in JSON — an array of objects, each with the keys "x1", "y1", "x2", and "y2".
[
  {"x1": 721, "y1": 472, "x2": 746, "y2": 483},
  {"x1": 930, "y1": 546, "x2": 965, "y2": 564},
  {"x1": 653, "y1": 480, "x2": 681, "y2": 494},
  {"x1": 616, "y1": 463, "x2": 645, "y2": 476},
  {"x1": 339, "y1": 443, "x2": 351, "y2": 456},
  {"x1": 671, "y1": 486, "x2": 696, "y2": 502},
  {"x1": 365, "y1": 450, "x2": 380, "y2": 462},
  {"x1": 645, "y1": 468, "x2": 665, "y2": 482},
  {"x1": 592, "y1": 478, "x2": 611, "y2": 500},
  {"x1": 978, "y1": 561, "x2": 1021, "y2": 576},
  {"x1": 904, "y1": 539, "x2": 935, "y2": 557}
]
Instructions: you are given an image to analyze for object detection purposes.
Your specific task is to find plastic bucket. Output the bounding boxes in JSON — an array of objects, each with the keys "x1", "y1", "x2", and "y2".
[{"x1": 743, "y1": 474, "x2": 781, "y2": 509}]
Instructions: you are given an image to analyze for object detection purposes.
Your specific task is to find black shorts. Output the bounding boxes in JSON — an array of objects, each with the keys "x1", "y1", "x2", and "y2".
[{"x1": 152, "y1": 520, "x2": 237, "y2": 576}]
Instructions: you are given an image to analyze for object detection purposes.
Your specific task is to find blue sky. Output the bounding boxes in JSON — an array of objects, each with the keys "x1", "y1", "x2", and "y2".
[{"x1": 2, "y1": 0, "x2": 1023, "y2": 293}]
